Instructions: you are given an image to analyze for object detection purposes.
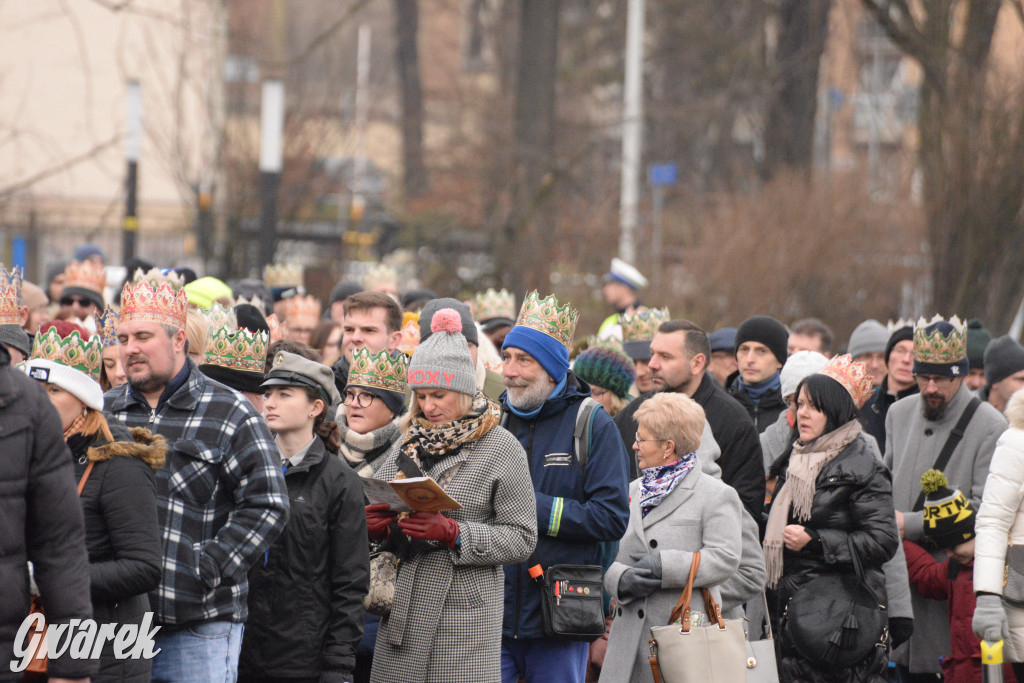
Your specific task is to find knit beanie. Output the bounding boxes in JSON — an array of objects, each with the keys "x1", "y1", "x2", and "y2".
[
  {"x1": 707, "y1": 327, "x2": 737, "y2": 353},
  {"x1": 984, "y1": 335, "x2": 1024, "y2": 386},
  {"x1": 780, "y1": 350, "x2": 829, "y2": 399},
  {"x1": 0, "y1": 324, "x2": 30, "y2": 358},
  {"x1": 184, "y1": 277, "x2": 233, "y2": 309},
  {"x1": 502, "y1": 291, "x2": 578, "y2": 382},
  {"x1": 25, "y1": 358, "x2": 104, "y2": 411},
  {"x1": 920, "y1": 469, "x2": 976, "y2": 550},
  {"x1": 235, "y1": 304, "x2": 270, "y2": 336},
  {"x1": 573, "y1": 347, "x2": 636, "y2": 399},
  {"x1": 330, "y1": 280, "x2": 364, "y2": 305},
  {"x1": 408, "y1": 308, "x2": 477, "y2": 396},
  {"x1": 419, "y1": 298, "x2": 478, "y2": 347},
  {"x1": 884, "y1": 324, "x2": 914, "y2": 364},
  {"x1": 966, "y1": 319, "x2": 992, "y2": 370},
  {"x1": 735, "y1": 315, "x2": 788, "y2": 365},
  {"x1": 847, "y1": 320, "x2": 888, "y2": 359}
]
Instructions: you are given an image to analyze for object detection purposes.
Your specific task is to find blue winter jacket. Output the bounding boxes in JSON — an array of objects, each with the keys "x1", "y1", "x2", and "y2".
[{"x1": 500, "y1": 372, "x2": 630, "y2": 640}]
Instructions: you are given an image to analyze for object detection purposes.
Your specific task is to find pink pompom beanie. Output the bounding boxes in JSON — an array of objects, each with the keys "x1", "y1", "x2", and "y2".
[{"x1": 408, "y1": 308, "x2": 477, "y2": 396}]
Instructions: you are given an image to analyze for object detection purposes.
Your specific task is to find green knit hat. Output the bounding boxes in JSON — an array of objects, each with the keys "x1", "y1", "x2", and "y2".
[
  {"x1": 920, "y1": 469, "x2": 976, "y2": 550},
  {"x1": 573, "y1": 347, "x2": 636, "y2": 399}
]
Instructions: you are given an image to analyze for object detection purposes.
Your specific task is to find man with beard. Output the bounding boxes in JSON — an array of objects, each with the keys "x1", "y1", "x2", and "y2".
[
  {"x1": 104, "y1": 269, "x2": 289, "y2": 683},
  {"x1": 499, "y1": 291, "x2": 629, "y2": 683},
  {"x1": 884, "y1": 315, "x2": 1006, "y2": 681},
  {"x1": 613, "y1": 319, "x2": 764, "y2": 520}
]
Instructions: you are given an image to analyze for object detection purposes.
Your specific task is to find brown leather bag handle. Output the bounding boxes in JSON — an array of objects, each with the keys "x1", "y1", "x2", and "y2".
[
  {"x1": 668, "y1": 552, "x2": 701, "y2": 629},
  {"x1": 77, "y1": 461, "x2": 95, "y2": 496}
]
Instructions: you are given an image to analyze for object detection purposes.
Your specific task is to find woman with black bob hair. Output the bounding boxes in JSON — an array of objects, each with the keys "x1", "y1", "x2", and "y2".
[{"x1": 764, "y1": 355, "x2": 899, "y2": 683}]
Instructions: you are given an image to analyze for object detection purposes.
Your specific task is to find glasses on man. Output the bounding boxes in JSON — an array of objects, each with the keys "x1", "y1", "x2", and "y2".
[
  {"x1": 343, "y1": 391, "x2": 377, "y2": 408},
  {"x1": 914, "y1": 374, "x2": 956, "y2": 387}
]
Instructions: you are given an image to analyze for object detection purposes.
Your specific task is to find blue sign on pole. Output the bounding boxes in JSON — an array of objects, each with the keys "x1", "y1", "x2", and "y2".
[
  {"x1": 649, "y1": 163, "x2": 678, "y2": 187},
  {"x1": 11, "y1": 237, "x2": 26, "y2": 274}
]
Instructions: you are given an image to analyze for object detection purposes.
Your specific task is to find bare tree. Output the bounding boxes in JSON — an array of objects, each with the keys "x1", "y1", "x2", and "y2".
[{"x1": 393, "y1": 0, "x2": 428, "y2": 199}]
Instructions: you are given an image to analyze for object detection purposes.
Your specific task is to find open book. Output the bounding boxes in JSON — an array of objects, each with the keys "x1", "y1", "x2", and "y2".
[{"x1": 361, "y1": 476, "x2": 462, "y2": 513}]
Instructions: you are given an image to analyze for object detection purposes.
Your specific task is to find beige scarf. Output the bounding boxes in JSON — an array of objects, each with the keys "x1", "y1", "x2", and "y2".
[{"x1": 764, "y1": 419, "x2": 862, "y2": 588}]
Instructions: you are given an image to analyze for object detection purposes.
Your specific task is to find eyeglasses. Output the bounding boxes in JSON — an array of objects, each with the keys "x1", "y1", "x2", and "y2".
[
  {"x1": 60, "y1": 296, "x2": 91, "y2": 307},
  {"x1": 634, "y1": 432, "x2": 667, "y2": 445},
  {"x1": 590, "y1": 387, "x2": 609, "y2": 399},
  {"x1": 343, "y1": 391, "x2": 377, "y2": 408},
  {"x1": 914, "y1": 374, "x2": 957, "y2": 387}
]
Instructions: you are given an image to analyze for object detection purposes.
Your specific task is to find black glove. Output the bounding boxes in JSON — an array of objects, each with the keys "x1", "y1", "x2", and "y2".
[
  {"x1": 619, "y1": 553, "x2": 663, "y2": 600},
  {"x1": 888, "y1": 617, "x2": 914, "y2": 649}
]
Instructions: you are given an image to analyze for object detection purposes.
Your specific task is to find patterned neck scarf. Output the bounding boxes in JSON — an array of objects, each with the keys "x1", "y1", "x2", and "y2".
[
  {"x1": 638, "y1": 450, "x2": 698, "y2": 517},
  {"x1": 403, "y1": 392, "x2": 500, "y2": 471},
  {"x1": 63, "y1": 413, "x2": 86, "y2": 440},
  {"x1": 338, "y1": 413, "x2": 402, "y2": 472}
]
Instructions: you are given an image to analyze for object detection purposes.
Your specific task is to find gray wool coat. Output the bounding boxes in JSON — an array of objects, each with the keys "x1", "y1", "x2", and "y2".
[
  {"x1": 369, "y1": 426, "x2": 537, "y2": 683},
  {"x1": 598, "y1": 469, "x2": 743, "y2": 683},
  {"x1": 884, "y1": 383, "x2": 1007, "y2": 673}
]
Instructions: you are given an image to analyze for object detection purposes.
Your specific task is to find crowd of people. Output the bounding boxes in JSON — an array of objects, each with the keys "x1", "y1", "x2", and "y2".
[{"x1": 5, "y1": 245, "x2": 1024, "y2": 682}]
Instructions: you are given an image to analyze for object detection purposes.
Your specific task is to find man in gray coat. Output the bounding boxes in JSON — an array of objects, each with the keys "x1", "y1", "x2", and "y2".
[{"x1": 884, "y1": 315, "x2": 1008, "y2": 680}]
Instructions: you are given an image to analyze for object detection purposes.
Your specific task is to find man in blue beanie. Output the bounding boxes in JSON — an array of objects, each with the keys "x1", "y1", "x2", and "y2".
[{"x1": 499, "y1": 291, "x2": 629, "y2": 683}]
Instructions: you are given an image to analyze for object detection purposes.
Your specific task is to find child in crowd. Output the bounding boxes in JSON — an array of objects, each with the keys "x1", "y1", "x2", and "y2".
[{"x1": 903, "y1": 469, "x2": 1018, "y2": 683}]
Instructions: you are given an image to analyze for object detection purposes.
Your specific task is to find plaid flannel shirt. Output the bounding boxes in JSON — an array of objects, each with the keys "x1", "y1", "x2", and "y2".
[{"x1": 103, "y1": 359, "x2": 289, "y2": 625}]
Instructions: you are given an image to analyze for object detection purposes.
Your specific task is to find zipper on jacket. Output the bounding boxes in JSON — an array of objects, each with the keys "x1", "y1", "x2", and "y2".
[{"x1": 149, "y1": 407, "x2": 156, "y2": 424}]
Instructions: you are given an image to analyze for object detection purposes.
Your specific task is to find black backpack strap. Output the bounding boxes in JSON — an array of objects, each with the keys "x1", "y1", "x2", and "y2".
[
  {"x1": 574, "y1": 397, "x2": 601, "y2": 474},
  {"x1": 912, "y1": 397, "x2": 982, "y2": 512}
]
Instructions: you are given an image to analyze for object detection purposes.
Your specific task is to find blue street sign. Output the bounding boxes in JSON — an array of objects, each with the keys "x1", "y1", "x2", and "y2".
[
  {"x1": 649, "y1": 163, "x2": 678, "y2": 187},
  {"x1": 11, "y1": 237, "x2": 26, "y2": 273}
]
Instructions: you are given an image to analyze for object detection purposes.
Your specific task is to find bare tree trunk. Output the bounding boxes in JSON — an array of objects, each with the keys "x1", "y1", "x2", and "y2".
[
  {"x1": 762, "y1": 0, "x2": 832, "y2": 179},
  {"x1": 501, "y1": 0, "x2": 560, "y2": 294},
  {"x1": 394, "y1": 0, "x2": 428, "y2": 199}
]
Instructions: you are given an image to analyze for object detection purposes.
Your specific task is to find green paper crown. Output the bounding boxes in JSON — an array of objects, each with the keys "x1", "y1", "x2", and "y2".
[
  {"x1": 914, "y1": 315, "x2": 966, "y2": 365},
  {"x1": 196, "y1": 302, "x2": 237, "y2": 332},
  {"x1": 203, "y1": 325, "x2": 268, "y2": 373},
  {"x1": 30, "y1": 327, "x2": 102, "y2": 382},
  {"x1": 348, "y1": 347, "x2": 408, "y2": 394},
  {"x1": 473, "y1": 288, "x2": 517, "y2": 322},
  {"x1": 621, "y1": 307, "x2": 671, "y2": 342},
  {"x1": 515, "y1": 290, "x2": 580, "y2": 350}
]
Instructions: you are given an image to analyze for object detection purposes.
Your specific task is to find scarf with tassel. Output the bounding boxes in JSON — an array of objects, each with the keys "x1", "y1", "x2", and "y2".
[{"x1": 763, "y1": 419, "x2": 861, "y2": 588}]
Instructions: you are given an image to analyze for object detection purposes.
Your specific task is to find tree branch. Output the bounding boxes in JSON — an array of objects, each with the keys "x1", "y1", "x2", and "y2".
[{"x1": 0, "y1": 134, "x2": 120, "y2": 199}]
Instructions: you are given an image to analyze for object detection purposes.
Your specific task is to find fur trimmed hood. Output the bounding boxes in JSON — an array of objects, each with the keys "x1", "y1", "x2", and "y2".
[
  {"x1": 1007, "y1": 388, "x2": 1024, "y2": 430},
  {"x1": 88, "y1": 427, "x2": 167, "y2": 470}
]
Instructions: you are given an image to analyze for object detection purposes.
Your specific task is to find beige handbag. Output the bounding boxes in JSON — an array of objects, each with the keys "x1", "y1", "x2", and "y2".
[
  {"x1": 363, "y1": 550, "x2": 401, "y2": 617},
  {"x1": 648, "y1": 552, "x2": 747, "y2": 683}
]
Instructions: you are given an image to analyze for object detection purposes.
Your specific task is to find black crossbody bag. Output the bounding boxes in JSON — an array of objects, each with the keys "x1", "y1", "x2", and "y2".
[{"x1": 911, "y1": 397, "x2": 981, "y2": 512}]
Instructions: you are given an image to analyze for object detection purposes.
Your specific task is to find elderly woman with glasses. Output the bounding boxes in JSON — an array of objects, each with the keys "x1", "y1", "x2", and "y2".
[{"x1": 599, "y1": 392, "x2": 743, "y2": 683}]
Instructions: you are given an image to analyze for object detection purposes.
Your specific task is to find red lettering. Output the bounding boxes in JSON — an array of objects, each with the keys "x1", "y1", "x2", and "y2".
[{"x1": 442, "y1": 372, "x2": 454, "y2": 387}]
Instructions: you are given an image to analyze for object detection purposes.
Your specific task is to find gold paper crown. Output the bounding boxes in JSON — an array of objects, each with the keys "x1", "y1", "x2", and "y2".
[
  {"x1": 586, "y1": 335, "x2": 626, "y2": 355},
  {"x1": 94, "y1": 306, "x2": 120, "y2": 348},
  {"x1": 63, "y1": 260, "x2": 106, "y2": 296},
  {"x1": 515, "y1": 290, "x2": 580, "y2": 350},
  {"x1": 819, "y1": 354, "x2": 875, "y2": 409},
  {"x1": 887, "y1": 318, "x2": 914, "y2": 334},
  {"x1": 202, "y1": 325, "x2": 268, "y2": 373},
  {"x1": 914, "y1": 315, "x2": 967, "y2": 365},
  {"x1": 621, "y1": 307, "x2": 671, "y2": 342},
  {"x1": 120, "y1": 269, "x2": 188, "y2": 329},
  {"x1": 0, "y1": 264, "x2": 22, "y2": 325},
  {"x1": 264, "y1": 264, "x2": 303, "y2": 289},
  {"x1": 398, "y1": 315, "x2": 420, "y2": 356},
  {"x1": 364, "y1": 263, "x2": 397, "y2": 289},
  {"x1": 348, "y1": 347, "x2": 409, "y2": 394},
  {"x1": 473, "y1": 288, "x2": 517, "y2": 322},
  {"x1": 235, "y1": 294, "x2": 266, "y2": 311},
  {"x1": 30, "y1": 327, "x2": 102, "y2": 382},
  {"x1": 285, "y1": 295, "x2": 321, "y2": 320},
  {"x1": 266, "y1": 313, "x2": 287, "y2": 343},
  {"x1": 196, "y1": 302, "x2": 237, "y2": 331}
]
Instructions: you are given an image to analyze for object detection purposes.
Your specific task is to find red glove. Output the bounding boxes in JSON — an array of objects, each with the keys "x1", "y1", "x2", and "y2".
[
  {"x1": 366, "y1": 504, "x2": 398, "y2": 541},
  {"x1": 398, "y1": 511, "x2": 460, "y2": 548}
]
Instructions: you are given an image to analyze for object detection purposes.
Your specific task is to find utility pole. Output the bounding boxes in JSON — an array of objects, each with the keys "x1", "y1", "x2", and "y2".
[
  {"x1": 618, "y1": 0, "x2": 644, "y2": 265},
  {"x1": 259, "y1": 0, "x2": 286, "y2": 271},
  {"x1": 123, "y1": 80, "x2": 142, "y2": 262},
  {"x1": 351, "y1": 24, "x2": 371, "y2": 231}
]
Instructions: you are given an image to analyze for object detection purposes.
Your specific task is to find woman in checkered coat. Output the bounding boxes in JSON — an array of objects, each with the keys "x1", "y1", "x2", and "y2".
[{"x1": 366, "y1": 309, "x2": 537, "y2": 683}]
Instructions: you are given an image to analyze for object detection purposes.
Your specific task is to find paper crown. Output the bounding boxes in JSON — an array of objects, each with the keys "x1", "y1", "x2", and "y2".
[
  {"x1": 94, "y1": 306, "x2": 120, "y2": 348},
  {"x1": 285, "y1": 294, "x2": 321, "y2": 320},
  {"x1": 348, "y1": 347, "x2": 409, "y2": 394},
  {"x1": 0, "y1": 264, "x2": 23, "y2": 325},
  {"x1": 120, "y1": 269, "x2": 188, "y2": 329},
  {"x1": 819, "y1": 354, "x2": 875, "y2": 409},
  {"x1": 914, "y1": 315, "x2": 967, "y2": 365},
  {"x1": 202, "y1": 325, "x2": 268, "y2": 374},
  {"x1": 364, "y1": 263, "x2": 397, "y2": 289},
  {"x1": 235, "y1": 294, "x2": 266, "y2": 311},
  {"x1": 887, "y1": 317, "x2": 914, "y2": 334},
  {"x1": 266, "y1": 313, "x2": 287, "y2": 343},
  {"x1": 30, "y1": 327, "x2": 102, "y2": 382},
  {"x1": 196, "y1": 302, "x2": 237, "y2": 331},
  {"x1": 264, "y1": 264, "x2": 303, "y2": 289},
  {"x1": 515, "y1": 290, "x2": 579, "y2": 350},
  {"x1": 586, "y1": 335, "x2": 627, "y2": 356},
  {"x1": 398, "y1": 315, "x2": 420, "y2": 356},
  {"x1": 63, "y1": 260, "x2": 106, "y2": 296},
  {"x1": 473, "y1": 288, "x2": 517, "y2": 322},
  {"x1": 621, "y1": 307, "x2": 671, "y2": 342}
]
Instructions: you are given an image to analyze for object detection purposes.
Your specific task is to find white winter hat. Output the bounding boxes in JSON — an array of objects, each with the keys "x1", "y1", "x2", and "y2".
[
  {"x1": 23, "y1": 358, "x2": 104, "y2": 411},
  {"x1": 780, "y1": 350, "x2": 829, "y2": 400}
]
